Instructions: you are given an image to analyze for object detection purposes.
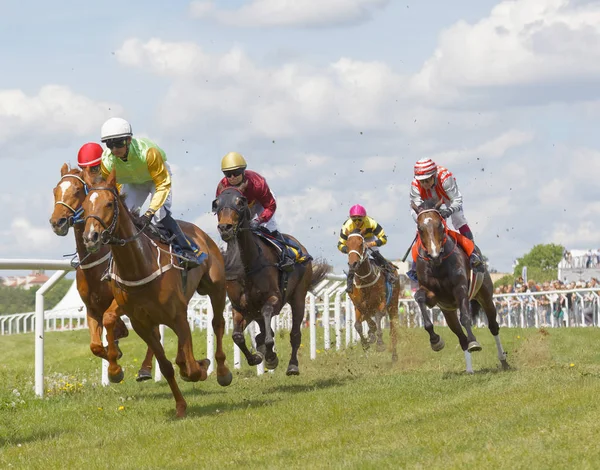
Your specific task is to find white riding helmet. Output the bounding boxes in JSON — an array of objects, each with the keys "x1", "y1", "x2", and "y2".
[{"x1": 101, "y1": 117, "x2": 133, "y2": 142}]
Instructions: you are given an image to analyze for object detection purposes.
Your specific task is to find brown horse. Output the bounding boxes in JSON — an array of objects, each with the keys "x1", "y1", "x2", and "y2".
[
  {"x1": 346, "y1": 229, "x2": 402, "y2": 362},
  {"x1": 212, "y1": 187, "x2": 330, "y2": 375},
  {"x1": 81, "y1": 169, "x2": 232, "y2": 418},
  {"x1": 411, "y1": 199, "x2": 509, "y2": 373}
]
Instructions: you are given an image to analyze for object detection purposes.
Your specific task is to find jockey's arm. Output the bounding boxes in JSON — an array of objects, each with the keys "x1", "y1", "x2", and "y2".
[
  {"x1": 337, "y1": 221, "x2": 351, "y2": 254},
  {"x1": 255, "y1": 177, "x2": 277, "y2": 223},
  {"x1": 367, "y1": 217, "x2": 387, "y2": 247},
  {"x1": 409, "y1": 182, "x2": 423, "y2": 222},
  {"x1": 146, "y1": 148, "x2": 172, "y2": 213},
  {"x1": 442, "y1": 176, "x2": 463, "y2": 214},
  {"x1": 100, "y1": 161, "x2": 123, "y2": 193}
]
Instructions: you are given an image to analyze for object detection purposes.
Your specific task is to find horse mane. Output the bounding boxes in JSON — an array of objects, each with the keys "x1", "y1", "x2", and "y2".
[{"x1": 420, "y1": 199, "x2": 439, "y2": 211}]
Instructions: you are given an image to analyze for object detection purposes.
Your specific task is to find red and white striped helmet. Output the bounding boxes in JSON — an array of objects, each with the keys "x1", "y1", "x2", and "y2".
[
  {"x1": 414, "y1": 158, "x2": 437, "y2": 180},
  {"x1": 77, "y1": 143, "x2": 103, "y2": 168}
]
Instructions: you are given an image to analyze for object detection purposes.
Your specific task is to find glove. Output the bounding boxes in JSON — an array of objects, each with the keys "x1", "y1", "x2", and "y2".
[
  {"x1": 249, "y1": 219, "x2": 260, "y2": 230},
  {"x1": 439, "y1": 207, "x2": 452, "y2": 219},
  {"x1": 341, "y1": 245, "x2": 348, "y2": 254},
  {"x1": 366, "y1": 240, "x2": 378, "y2": 248},
  {"x1": 140, "y1": 210, "x2": 154, "y2": 227}
]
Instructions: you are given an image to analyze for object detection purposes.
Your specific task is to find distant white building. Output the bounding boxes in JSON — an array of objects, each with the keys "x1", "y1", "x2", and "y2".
[{"x1": 1, "y1": 271, "x2": 50, "y2": 290}]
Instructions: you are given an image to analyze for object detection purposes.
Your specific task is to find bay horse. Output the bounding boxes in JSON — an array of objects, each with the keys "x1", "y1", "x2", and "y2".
[
  {"x1": 411, "y1": 199, "x2": 509, "y2": 373},
  {"x1": 346, "y1": 229, "x2": 402, "y2": 362},
  {"x1": 49, "y1": 164, "x2": 158, "y2": 378},
  {"x1": 212, "y1": 187, "x2": 330, "y2": 375},
  {"x1": 81, "y1": 169, "x2": 232, "y2": 418}
]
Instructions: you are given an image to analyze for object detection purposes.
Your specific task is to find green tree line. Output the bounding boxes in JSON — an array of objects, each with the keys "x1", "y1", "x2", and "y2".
[
  {"x1": 494, "y1": 243, "x2": 565, "y2": 287},
  {"x1": 0, "y1": 279, "x2": 72, "y2": 315}
]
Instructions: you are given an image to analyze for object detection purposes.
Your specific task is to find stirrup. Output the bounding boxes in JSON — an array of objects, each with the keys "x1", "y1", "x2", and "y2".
[
  {"x1": 469, "y1": 254, "x2": 484, "y2": 272},
  {"x1": 406, "y1": 269, "x2": 418, "y2": 283},
  {"x1": 279, "y1": 257, "x2": 295, "y2": 272}
]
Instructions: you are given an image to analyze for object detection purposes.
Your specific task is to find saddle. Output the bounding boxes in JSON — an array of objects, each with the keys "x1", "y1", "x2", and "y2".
[
  {"x1": 253, "y1": 229, "x2": 313, "y2": 266},
  {"x1": 133, "y1": 218, "x2": 201, "y2": 263}
]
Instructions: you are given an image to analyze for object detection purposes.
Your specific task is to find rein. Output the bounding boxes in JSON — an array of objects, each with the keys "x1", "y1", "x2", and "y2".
[
  {"x1": 416, "y1": 209, "x2": 456, "y2": 262},
  {"x1": 55, "y1": 173, "x2": 88, "y2": 225}
]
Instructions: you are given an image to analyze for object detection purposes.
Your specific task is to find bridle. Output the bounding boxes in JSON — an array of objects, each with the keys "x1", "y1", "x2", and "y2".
[
  {"x1": 84, "y1": 186, "x2": 146, "y2": 246},
  {"x1": 54, "y1": 173, "x2": 88, "y2": 225},
  {"x1": 416, "y1": 208, "x2": 455, "y2": 262},
  {"x1": 347, "y1": 233, "x2": 380, "y2": 287}
]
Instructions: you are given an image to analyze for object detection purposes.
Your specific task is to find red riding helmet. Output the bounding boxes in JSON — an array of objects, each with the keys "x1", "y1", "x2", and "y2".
[
  {"x1": 77, "y1": 143, "x2": 103, "y2": 168},
  {"x1": 414, "y1": 158, "x2": 437, "y2": 180}
]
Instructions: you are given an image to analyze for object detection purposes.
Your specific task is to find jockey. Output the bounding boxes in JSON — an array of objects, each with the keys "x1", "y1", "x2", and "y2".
[
  {"x1": 215, "y1": 151, "x2": 295, "y2": 271},
  {"x1": 337, "y1": 204, "x2": 397, "y2": 293},
  {"x1": 98, "y1": 117, "x2": 206, "y2": 269},
  {"x1": 77, "y1": 142, "x2": 103, "y2": 174},
  {"x1": 407, "y1": 158, "x2": 483, "y2": 282}
]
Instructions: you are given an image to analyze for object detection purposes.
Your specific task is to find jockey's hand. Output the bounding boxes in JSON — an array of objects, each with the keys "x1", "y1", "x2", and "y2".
[
  {"x1": 439, "y1": 207, "x2": 452, "y2": 219},
  {"x1": 140, "y1": 210, "x2": 154, "y2": 227},
  {"x1": 249, "y1": 219, "x2": 260, "y2": 230},
  {"x1": 366, "y1": 240, "x2": 378, "y2": 248}
]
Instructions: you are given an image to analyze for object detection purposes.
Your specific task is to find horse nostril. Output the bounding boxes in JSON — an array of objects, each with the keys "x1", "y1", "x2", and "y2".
[
  {"x1": 218, "y1": 223, "x2": 233, "y2": 232},
  {"x1": 57, "y1": 217, "x2": 68, "y2": 227},
  {"x1": 90, "y1": 232, "x2": 99, "y2": 243}
]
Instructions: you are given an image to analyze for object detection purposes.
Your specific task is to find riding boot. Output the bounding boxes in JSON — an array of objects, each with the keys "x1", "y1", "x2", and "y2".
[
  {"x1": 406, "y1": 261, "x2": 419, "y2": 283},
  {"x1": 470, "y1": 245, "x2": 485, "y2": 273},
  {"x1": 159, "y1": 214, "x2": 207, "y2": 269},
  {"x1": 271, "y1": 230, "x2": 296, "y2": 272},
  {"x1": 346, "y1": 270, "x2": 355, "y2": 293}
]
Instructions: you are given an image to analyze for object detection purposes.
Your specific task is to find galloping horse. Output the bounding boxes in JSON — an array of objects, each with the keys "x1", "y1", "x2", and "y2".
[
  {"x1": 346, "y1": 229, "x2": 402, "y2": 362},
  {"x1": 412, "y1": 199, "x2": 509, "y2": 373},
  {"x1": 212, "y1": 187, "x2": 330, "y2": 375},
  {"x1": 50, "y1": 165, "x2": 138, "y2": 368},
  {"x1": 81, "y1": 169, "x2": 232, "y2": 418}
]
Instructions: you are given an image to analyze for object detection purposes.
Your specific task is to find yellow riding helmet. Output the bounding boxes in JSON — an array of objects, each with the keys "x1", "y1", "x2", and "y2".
[{"x1": 221, "y1": 152, "x2": 247, "y2": 171}]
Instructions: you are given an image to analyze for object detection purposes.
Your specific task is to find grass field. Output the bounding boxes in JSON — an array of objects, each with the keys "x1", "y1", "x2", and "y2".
[{"x1": 1, "y1": 325, "x2": 600, "y2": 469}]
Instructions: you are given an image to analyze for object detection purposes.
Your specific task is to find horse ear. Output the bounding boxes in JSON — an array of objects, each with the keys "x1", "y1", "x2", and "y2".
[
  {"x1": 435, "y1": 200, "x2": 443, "y2": 210},
  {"x1": 411, "y1": 202, "x2": 420, "y2": 214},
  {"x1": 106, "y1": 169, "x2": 117, "y2": 187},
  {"x1": 60, "y1": 163, "x2": 69, "y2": 176},
  {"x1": 211, "y1": 199, "x2": 218, "y2": 213}
]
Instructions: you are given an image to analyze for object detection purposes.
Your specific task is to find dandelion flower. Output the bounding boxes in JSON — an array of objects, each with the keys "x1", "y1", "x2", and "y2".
[
  {"x1": 118, "y1": 406, "x2": 125, "y2": 411},
  {"x1": 569, "y1": 363, "x2": 575, "y2": 367},
  {"x1": 98, "y1": 407, "x2": 103, "y2": 411},
  {"x1": 516, "y1": 336, "x2": 521, "y2": 339}
]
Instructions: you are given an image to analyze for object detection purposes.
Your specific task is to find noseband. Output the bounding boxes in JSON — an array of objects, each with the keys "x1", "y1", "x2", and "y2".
[
  {"x1": 347, "y1": 233, "x2": 368, "y2": 267},
  {"x1": 55, "y1": 174, "x2": 88, "y2": 225}
]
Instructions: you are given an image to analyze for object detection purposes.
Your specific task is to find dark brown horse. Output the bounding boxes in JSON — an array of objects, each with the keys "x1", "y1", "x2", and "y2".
[
  {"x1": 212, "y1": 187, "x2": 330, "y2": 375},
  {"x1": 346, "y1": 229, "x2": 402, "y2": 362},
  {"x1": 411, "y1": 199, "x2": 509, "y2": 373},
  {"x1": 81, "y1": 170, "x2": 232, "y2": 418}
]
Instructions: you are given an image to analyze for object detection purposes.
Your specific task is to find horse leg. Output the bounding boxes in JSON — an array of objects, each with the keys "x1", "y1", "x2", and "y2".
[
  {"x1": 455, "y1": 287, "x2": 481, "y2": 353},
  {"x1": 130, "y1": 319, "x2": 187, "y2": 418},
  {"x1": 255, "y1": 317, "x2": 279, "y2": 370},
  {"x1": 102, "y1": 303, "x2": 124, "y2": 383},
  {"x1": 87, "y1": 312, "x2": 107, "y2": 360},
  {"x1": 373, "y1": 310, "x2": 387, "y2": 352},
  {"x1": 354, "y1": 306, "x2": 370, "y2": 351},
  {"x1": 441, "y1": 307, "x2": 474, "y2": 374},
  {"x1": 231, "y1": 310, "x2": 263, "y2": 366},
  {"x1": 388, "y1": 304, "x2": 400, "y2": 363},
  {"x1": 207, "y1": 287, "x2": 233, "y2": 386},
  {"x1": 173, "y1": 312, "x2": 208, "y2": 383},
  {"x1": 261, "y1": 295, "x2": 280, "y2": 352},
  {"x1": 286, "y1": 294, "x2": 305, "y2": 376},
  {"x1": 136, "y1": 326, "x2": 158, "y2": 382},
  {"x1": 478, "y1": 296, "x2": 510, "y2": 370},
  {"x1": 414, "y1": 288, "x2": 445, "y2": 351}
]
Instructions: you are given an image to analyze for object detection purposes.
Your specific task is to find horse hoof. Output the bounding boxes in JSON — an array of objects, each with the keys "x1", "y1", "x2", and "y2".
[
  {"x1": 198, "y1": 358, "x2": 211, "y2": 370},
  {"x1": 368, "y1": 334, "x2": 377, "y2": 344},
  {"x1": 248, "y1": 354, "x2": 264, "y2": 366},
  {"x1": 109, "y1": 369, "x2": 125, "y2": 384},
  {"x1": 265, "y1": 355, "x2": 279, "y2": 370},
  {"x1": 431, "y1": 338, "x2": 445, "y2": 352},
  {"x1": 135, "y1": 369, "x2": 152, "y2": 382},
  {"x1": 467, "y1": 341, "x2": 482, "y2": 352},
  {"x1": 286, "y1": 364, "x2": 300, "y2": 376},
  {"x1": 501, "y1": 360, "x2": 510, "y2": 371},
  {"x1": 361, "y1": 341, "x2": 370, "y2": 352},
  {"x1": 217, "y1": 371, "x2": 233, "y2": 387},
  {"x1": 376, "y1": 343, "x2": 386, "y2": 353}
]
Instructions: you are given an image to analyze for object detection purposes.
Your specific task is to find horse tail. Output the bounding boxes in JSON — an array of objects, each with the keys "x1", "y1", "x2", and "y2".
[{"x1": 309, "y1": 258, "x2": 332, "y2": 292}]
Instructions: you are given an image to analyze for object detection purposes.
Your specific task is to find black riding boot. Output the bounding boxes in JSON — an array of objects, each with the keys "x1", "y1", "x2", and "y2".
[
  {"x1": 346, "y1": 270, "x2": 355, "y2": 293},
  {"x1": 272, "y1": 230, "x2": 296, "y2": 272},
  {"x1": 159, "y1": 214, "x2": 206, "y2": 269},
  {"x1": 470, "y1": 245, "x2": 485, "y2": 273}
]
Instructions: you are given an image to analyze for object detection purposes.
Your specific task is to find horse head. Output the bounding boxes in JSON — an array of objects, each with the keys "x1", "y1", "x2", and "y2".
[
  {"x1": 81, "y1": 169, "x2": 121, "y2": 253},
  {"x1": 412, "y1": 199, "x2": 445, "y2": 263},
  {"x1": 346, "y1": 229, "x2": 367, "y2": 271},
  {"x1": 49, "y1": 163, "x2": 88, "y2": 236},
  {"x1": 212, "y1": 187, "x2": 251, "y2": 242}
]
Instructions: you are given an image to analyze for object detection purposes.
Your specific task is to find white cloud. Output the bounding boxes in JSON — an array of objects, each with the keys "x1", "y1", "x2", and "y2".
[
  {"x1": 0, "y1": 85, "x2": 123, "y2": 146},
  {"x1": 411, "y1": 0, "x2": 600, "y2": 104},
  {"x1": 189, "y1": 0, "x2": 389, "y2": 28}
]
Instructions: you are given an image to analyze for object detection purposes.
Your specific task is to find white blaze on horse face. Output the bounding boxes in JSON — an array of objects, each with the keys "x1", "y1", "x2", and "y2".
[
  {"x1": 58, "y1": 180, "x2": 72, "y2": 199},
  {"x1": 86, "y1": 192, "x2": 101, "y2": 234},
  {"x1": 423, "y1": 216, "x2": 440, "y2": 258}
]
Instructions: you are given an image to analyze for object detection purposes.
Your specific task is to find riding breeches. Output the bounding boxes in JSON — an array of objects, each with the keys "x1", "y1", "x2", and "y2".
[{"x1": 121, "y1": 163, "x2": 172, "y2": 222}]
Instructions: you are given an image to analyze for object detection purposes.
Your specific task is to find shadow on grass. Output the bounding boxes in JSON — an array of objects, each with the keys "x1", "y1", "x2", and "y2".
[
  {"x1": 0, "y1": 429, "x2": 65, "y2": 448},
  {"x1": 441, "y1": 366, "x2": 515, "y2": 379},
  {"x1": 264, "y1": 376, "x2": 355, "y2": 394},
  {"x1": 182, "y1": 397, "x2": 279, "y2": 420}
]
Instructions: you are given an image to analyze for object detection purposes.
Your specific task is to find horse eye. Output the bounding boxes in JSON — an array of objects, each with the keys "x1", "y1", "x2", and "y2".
[{"x1": 235, "y1": 197, "x2": 243, "y2": 206}]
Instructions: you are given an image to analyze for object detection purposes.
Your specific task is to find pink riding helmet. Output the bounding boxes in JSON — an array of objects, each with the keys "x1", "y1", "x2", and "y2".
[{"x1": 349, "y1": 204, "x2": 367, "y2": 217}]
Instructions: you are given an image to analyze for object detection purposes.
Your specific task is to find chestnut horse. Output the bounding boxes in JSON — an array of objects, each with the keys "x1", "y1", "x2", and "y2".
[
  {"x1": 212, "y1": 187, "x2": 330, "y2": 375},
  {"x1": 49, "y1": 164, "x2": 158, "y2": 376},
  {"x1": 346, "y1": 229, "x2": 402, "y2": 362},
  {"x1": 81, "y1": 170, "x2": 232, "y2": 418},
  {"x1": 411, "y1": 199, "x2": 509, "y2": 373}
]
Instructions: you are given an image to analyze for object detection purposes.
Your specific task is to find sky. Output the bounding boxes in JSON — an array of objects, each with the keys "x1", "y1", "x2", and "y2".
[{"x1": 1, "y1": 0, "x2": 599, "y2": 276}]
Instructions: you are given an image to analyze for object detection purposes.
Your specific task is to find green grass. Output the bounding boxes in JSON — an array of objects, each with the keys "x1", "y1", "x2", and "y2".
[{"x1": 1, "y1": 325, "x2": 600, "y2": 469}]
